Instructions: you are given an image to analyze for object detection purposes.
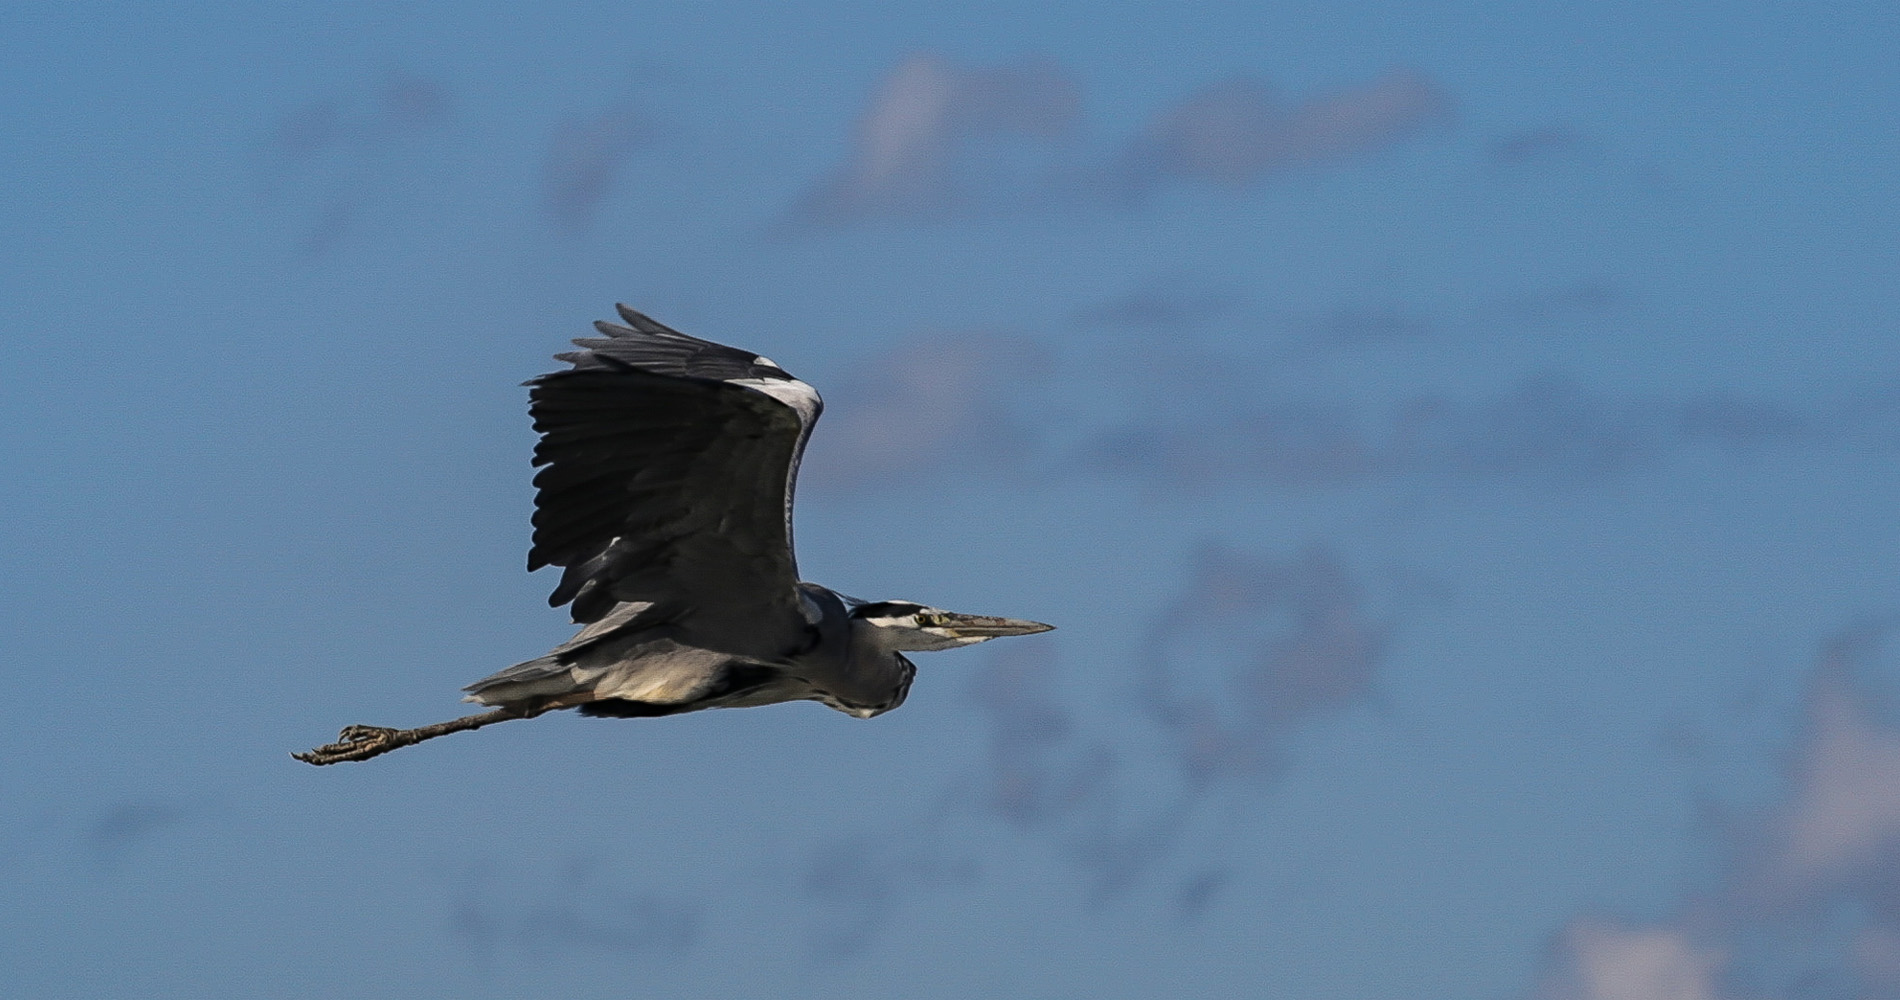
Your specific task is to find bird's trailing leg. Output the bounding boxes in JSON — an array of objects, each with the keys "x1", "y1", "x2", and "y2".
[{"x1": 293, "y1": 707, "x2": 527, "y2": 766}]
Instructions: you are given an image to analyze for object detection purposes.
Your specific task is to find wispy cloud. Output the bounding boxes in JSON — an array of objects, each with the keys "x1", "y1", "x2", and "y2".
[
  {"x1": 450, "y1": 860, "x2": 699, "y2": 961},
  {"x1": 1534, "y1": 622, "x2": 1900, "y2": 1000},
  {"x1": 1113, "y1": 70, "x2": 1451, "y2": 199},
  {"x1": 1004, "y1": 544, "x2": 1390, "y2": 895},
  {"x1": 86, "y1": 799, "x2": 186, "y2": 871},
  {"x1": 1535, "y1": 919, "x2": 1726, "y2": 1000},
  {"x1": 798, "y1": 302, "x2": 1900, "y2": 498},
  {"x1": 543, "y1": 99, "x2": 650, "y2": 228},
  {"x1": 1174, "y1": 868, "x2": 1231, "y2": 923},
  {"x1": 255, "y1": 69, "x2": 453, "y2": 255},
  {"x1": 1749, "y1": 623, "x2": 1900, "y2": 897},
  {"x1": 796, "y1": 643, "x2": 1080, "y2": 956},
  {"x1": 1138, "y1": 543, "x2": 1391, "y2": 787},
  {"x1": 1072, "y1": 283, "x2": 1241, "y2": 333},
  {"x1": 800, "y1": 829, "x2": 976, "y2": 959},
  {"x1": 802, "y1": 332, "x2": 1048, "y2": 490},
  {"x1": 1298, "y1": 303, "x2": 1438, "y2": 345},
  {"x1": 790, "y1": 53, "x2": 1081, "y2": 225},
  {"x1": 262, "y1": 70, "x2": 453, "y2": 164},
  {"x1": 800, "y1": 543, "x2": 1395, "y2": 949},
  {"x1": 1672, "y1": 394, "x2": 1811, "y2": 452},
  {"x1": 1487, "y1": 124, "x2": 1596, "y2": 169},
  {"x1": 377, "y1": 70, "x2": 454, "y2": 133},
  {"x1": 1475, "y1": 282, "x2": 1622, "y2": 328},
  {"x1": 1074, "y1": 280, "x2": 1614, "y2": 349},
  {"x1": 961, "y1": 640, "x2": 1203, "y2": 908},
  {"x1": 1087, "y1": 395, "x2": 1379, "y2": 487},
  {"x1": 1082, "y1": 374, "x2": 1862, "y2": 490},
  {"x1": 966, "y1": 642, "x2": 1113, "y2": 829},
  {"x1": 789, "y1": 56, "x2": 1450, "y2": 226}
]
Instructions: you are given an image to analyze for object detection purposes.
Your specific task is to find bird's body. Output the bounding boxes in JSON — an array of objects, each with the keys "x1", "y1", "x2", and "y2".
[
  {"x1": 461, "y1": 584, "x2": 912, "y2": 720},
  {"x1": 295, "y1": 305, "x2": 1049, "y2": 764}
]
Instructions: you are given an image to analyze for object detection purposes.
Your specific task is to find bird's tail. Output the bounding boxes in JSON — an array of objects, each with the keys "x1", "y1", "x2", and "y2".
[{"x1": 461, "y1": 655, "x2": 577, "y2": 706}]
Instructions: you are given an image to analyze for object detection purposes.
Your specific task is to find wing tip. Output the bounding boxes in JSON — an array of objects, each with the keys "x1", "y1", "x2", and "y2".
[{"x1": 614, "y1": 303, "x2": 655, "y2": 329}]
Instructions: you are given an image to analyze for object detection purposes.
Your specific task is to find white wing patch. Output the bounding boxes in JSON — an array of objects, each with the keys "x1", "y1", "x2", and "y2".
[
  {"x1": 584, "y1": 641, "x2": 732, "y2": 703},
  {"x1": 798, "y1": 588, "x2": 826, "y2": 625},
  {"x1": 729, "y1": 376, "x2": 822, "y2": 428}
]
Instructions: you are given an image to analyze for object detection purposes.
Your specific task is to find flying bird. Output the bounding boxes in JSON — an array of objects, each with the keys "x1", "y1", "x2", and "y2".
[{"x1": 295, "y1": 306, "x2": 1052, "y2": 764}]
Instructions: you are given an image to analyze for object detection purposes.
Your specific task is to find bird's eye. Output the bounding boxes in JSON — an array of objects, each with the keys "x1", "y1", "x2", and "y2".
[{"x1": 916, "y1": 613, "x2": 948, "y2": 628}]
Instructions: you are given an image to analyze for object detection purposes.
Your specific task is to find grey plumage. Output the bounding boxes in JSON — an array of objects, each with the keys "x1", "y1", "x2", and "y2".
[
  {"x1": 296, "y1": 305, "x2": 1051, "y2": 764},
  {"x1": 462, "y1": 305, "x2": 1051, "y2": 721}
]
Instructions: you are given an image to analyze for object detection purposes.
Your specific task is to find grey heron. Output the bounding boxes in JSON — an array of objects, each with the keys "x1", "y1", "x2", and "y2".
[{"x1": 295, "y1": 305, "x2": 1052, "y2": 765}]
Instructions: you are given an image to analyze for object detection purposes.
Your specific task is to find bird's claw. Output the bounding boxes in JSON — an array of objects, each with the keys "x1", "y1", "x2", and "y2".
[{"x1": 292, "y1": 724, "x2": 406, "y2": 765}]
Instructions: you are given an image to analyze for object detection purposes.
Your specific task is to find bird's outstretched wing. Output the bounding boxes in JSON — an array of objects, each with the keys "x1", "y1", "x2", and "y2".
[{"x1": 525, "y1": 305, "x2": 824, "y2": 659}]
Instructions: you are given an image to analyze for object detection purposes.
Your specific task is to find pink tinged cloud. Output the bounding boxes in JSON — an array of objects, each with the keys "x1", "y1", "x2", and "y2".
[
  {"x1": 1745, "y1": 626, "x2": 1900, "y2": 898},
  {"x1": 1859, "y1": 925, "x2": 1900, "y2": 989},
  {"x1": 850, "y1": 54, "x2": 962, "y2": 200},
  {"x1": 793, "y1": 53, "x2": 1081, "y2": 222},
  {"x1": 794, "y1": 55, "x2": 1446, "y2": 222},
  {"x1": 1538, "y1": 920, "x2": 1726, "y2": 1000},
  {"x1": 1530, "y1": 625, "x2": 1900, "y2": 999}
]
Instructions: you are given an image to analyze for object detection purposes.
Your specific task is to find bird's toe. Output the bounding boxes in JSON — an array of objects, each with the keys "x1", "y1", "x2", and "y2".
[{"x1": 293, "y1": 724, "x2": 408, "y2": 765}]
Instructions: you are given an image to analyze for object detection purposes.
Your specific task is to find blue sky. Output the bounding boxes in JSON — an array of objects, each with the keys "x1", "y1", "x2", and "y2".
[{"x1": 4, "y1": 2, "x2": 1899, "y2": 997}]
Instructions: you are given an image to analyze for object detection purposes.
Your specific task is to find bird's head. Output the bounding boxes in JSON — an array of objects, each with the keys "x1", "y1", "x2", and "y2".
[{"x1": 848, "y1": 600, "x2": 1054, "y2": 652}]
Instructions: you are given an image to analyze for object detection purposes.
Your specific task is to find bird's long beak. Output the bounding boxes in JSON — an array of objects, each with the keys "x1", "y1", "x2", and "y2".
[{"x1": 939, "y1": 613, "x2": 1055, "y2": 639}]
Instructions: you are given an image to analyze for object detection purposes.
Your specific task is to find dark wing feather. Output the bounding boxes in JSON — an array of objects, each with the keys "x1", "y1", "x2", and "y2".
[{"x1": 526, "y1": 306, "x2": 824, "y2": 658}]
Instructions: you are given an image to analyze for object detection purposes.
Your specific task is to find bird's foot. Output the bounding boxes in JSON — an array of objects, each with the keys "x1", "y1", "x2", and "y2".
[
  {"x1": 292, "y1": 724, "x2": 412, "y2": 766},
  {"x1": 292, "y1": 707, "x2": 521, "y2": 766}
]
